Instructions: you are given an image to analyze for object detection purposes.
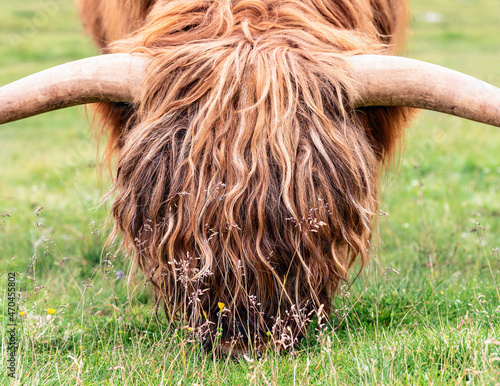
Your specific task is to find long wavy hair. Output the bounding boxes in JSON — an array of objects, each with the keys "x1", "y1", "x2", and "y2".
[{"x1": 78, "y1": 0, "x2": 415, "y2": 347}]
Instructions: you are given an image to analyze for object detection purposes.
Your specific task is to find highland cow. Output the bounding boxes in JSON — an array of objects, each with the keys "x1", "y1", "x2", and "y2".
[{"x1": 1, "y1": 0, "x2": 499, "y2": 353}]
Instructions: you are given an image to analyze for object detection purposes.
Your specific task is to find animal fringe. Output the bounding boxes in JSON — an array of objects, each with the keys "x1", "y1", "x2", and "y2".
[{"x1": 79, "y1": 0, "x2": 415, "y2": 346}]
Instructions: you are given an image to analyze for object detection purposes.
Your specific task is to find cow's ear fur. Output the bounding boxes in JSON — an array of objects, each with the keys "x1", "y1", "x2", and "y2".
[
  {"x1": 370, "y1": 0, "x2": 411, "y2": 50},
  {"x1": 76, "y1": 0, "x2": 156, "y2": 50}
]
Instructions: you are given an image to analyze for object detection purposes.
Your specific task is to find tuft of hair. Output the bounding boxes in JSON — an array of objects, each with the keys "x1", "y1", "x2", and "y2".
[{"x1": 80, "y1": 0, "x2": 415, "y2": 347}]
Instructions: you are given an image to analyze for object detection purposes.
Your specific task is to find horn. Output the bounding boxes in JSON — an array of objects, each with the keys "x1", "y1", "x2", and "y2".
[
  {"x1": 1, "y1": 53, "x2": 499, "y2": 128},
  {"x1": 0, "y1": 54, "x2": 149, "y2": 124},
  {"x1": 350, "y1": 55, "x2": 500, "y2": 128}
]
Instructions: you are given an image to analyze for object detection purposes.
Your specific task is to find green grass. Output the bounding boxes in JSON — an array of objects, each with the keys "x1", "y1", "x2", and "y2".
[{"x1": 1, "y1": 0, "x2": 499, "y2": 384}]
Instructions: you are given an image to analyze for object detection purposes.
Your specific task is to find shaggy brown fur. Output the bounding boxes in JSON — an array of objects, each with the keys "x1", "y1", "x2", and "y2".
[{"x1": 78, "y1": 0, "x2": 415, "y2": 348}]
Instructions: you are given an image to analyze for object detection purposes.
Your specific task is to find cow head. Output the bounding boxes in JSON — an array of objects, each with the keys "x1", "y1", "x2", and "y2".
[{"x1": 1, "y1": 0, "x2": 499, "y2": 352}]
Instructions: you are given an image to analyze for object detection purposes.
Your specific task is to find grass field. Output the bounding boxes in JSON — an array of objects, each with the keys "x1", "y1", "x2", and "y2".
[{"x1": 1, "y1": 0, "x2": 499, "y2": 384}]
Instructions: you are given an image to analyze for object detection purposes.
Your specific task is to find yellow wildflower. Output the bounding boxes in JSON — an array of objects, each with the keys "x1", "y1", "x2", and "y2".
[
  {"x1": 19, "y1": 311, "x2": 25, "y2": 317},
  {"x1": 217, "y1": 302, "x2": 225, "y2": 311},
  {"x1": 46, "y1": 308, "x2": 56, "y2": 315}
]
